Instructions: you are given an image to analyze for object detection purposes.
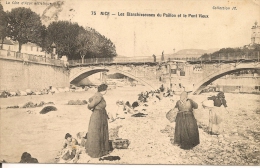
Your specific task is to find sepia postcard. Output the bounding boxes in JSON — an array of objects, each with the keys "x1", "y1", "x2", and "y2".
[{"x1": 0, "y1": 0, "x2": 260, "y2": 167}]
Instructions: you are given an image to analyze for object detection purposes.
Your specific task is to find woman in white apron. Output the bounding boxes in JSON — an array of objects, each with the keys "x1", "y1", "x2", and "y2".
[{"x1": 207, "y1": 92, "x2": 229, "y2": 135}]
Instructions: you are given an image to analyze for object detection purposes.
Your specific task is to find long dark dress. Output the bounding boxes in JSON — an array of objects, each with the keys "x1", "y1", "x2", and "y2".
[
  {"x1": 85, "y1": 92, "x2": 110, "y2": 158},
  {"x1": 174, "y1": 99, "x2": 200, "y2": 149}
]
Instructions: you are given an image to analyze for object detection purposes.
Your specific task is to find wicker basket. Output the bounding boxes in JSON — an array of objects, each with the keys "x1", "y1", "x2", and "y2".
[
  {"x1": 112, "y1": 138, "x2": 130, "y2": 149},
  {"x1": 166, "y1": 109, "x2": 177, "y2": 123}
]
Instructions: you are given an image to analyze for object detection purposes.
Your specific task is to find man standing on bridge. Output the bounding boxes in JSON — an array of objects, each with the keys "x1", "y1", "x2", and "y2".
[
  {"x1": 152, "y1": 54, "x2": 156, "y2": 62},
  {"x1": 161, "y1": 51, "x2": 164, "y2": 62}
]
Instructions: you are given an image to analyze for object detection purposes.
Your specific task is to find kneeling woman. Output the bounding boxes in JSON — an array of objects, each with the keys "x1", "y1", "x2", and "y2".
[
  {"x1": 85, "y1": 84, "x2": 110, "y2": 158},
  {"x1": 173, "y1": 91, "x2": 200, "y2": 150}
]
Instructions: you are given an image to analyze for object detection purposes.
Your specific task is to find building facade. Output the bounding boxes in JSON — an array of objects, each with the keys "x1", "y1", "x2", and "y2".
[
  {"x1": 1, "y1": 38, "x2": 52, "y2": 58},
  {"x1": 251, "y1": 22, "x2": 260, "y2": 44}
]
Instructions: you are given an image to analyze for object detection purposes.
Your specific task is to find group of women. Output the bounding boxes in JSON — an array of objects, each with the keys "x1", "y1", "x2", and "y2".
[
  {"x1": 85, "y1": 83, "x2": 228, "y2": 158},
  {"x1": 171, "y1": 91, "x2": 228, "y2": 149}
]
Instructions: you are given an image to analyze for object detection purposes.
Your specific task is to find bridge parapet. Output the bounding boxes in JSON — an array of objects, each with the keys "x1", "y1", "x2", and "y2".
[
  {"x1": 68, "y1": 51, "x2": 260, "y2": 66},
  {"x1": 0, "y1": 49, "x2": 65, "y2": 67}
]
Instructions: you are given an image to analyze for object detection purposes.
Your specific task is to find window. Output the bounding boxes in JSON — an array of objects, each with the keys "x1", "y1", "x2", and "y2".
[{"x1": 180, "y1": 71, "x2": 185, "y2": 76}]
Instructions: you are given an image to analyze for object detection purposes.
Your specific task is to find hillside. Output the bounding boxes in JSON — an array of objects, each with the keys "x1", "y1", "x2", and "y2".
[
  {"x1": 175, "y1": 49, "x2": 206, "y2": 55},
  {"x1": 165, "y1": 48, "x2": 220, "y2": 59},
  {"x1": 115, "y1": 48, "x2": 220, "y2": 59}
]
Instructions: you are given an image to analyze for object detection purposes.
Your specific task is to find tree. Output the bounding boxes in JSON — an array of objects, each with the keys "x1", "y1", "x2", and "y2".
[
  {"x1": 252, "y1": 43, "x2": 260, "y2": 51},
  {"x1": 45, "y1": 21, "x2": 117, "y2": 60},
  {"x1": 98, "y1": 38, "x2": 117, "y2": 59},
  {"x1": 0, "y1": 3, "x2": 7, "y2": 49},
  {"x1": 92, "y1": 31, "x2": 117, "y2": 59},
  {"x1": 36, "y1": 25, "x2": 47, "y2": 51},
  {"x1": 76, "y1": 28, "x2": 97, "y2": 63},
  {"x1": 200, "y1": 45, "x2": 260, "y2": 60},
  {"x1": 6, "y1": 7, "x2": 43, "y2": 52},
  {"x1": 46, "y1": 21, "x2": 84, "y2": 59}
]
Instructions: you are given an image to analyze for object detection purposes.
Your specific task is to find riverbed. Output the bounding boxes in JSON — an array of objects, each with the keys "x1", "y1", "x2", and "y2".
[{"x1": 0, "y1": 85, "x2": 259, "y2": 165}]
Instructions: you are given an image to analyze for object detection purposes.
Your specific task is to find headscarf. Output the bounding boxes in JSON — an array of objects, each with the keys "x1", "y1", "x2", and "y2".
[
  {"x1": 217, "y1": 91, "x2": 225, "y2": 99},
  {"x1": 98, "y1": 84, "x2": 108, "y2": 92},
  {"x1": 180, "y1": 91, "x2": 188, "y2": 105},
  {"x1": 20, "y1": 152, "x2": 31, "y2": 162},
  {"x1": 65, "y1": 133, "x2": 72, "y2": 139}
]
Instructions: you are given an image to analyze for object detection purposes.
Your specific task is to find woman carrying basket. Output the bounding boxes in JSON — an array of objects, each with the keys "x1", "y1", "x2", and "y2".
[{"x1": 172, "y1": 91, "x2": 200, "y2": 150}]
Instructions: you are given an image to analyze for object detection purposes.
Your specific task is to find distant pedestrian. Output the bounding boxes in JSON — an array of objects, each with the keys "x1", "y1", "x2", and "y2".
[
  {"x1": 160, "y1": 84, "x2": 165, "y2": 92},
  {"x1": 132, "y1": 101, "x2": 139, "y2": 109},
  {"x1": 161, "y1": 51, "x2": 164, "y2": 62},
  {"x1": 152, "y1": 54, "x2": 156, "y2": 62},
  {"x1": 173, "y1": 91, "x2": 200, "y2": 150},
  {"x1": 124, "y1": 101, "x2": 134, "y2": 114}
]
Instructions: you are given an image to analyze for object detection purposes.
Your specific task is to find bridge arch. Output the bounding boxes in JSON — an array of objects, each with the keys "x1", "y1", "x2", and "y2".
[
  {"x1": 70, "y1": 68, "x2": 109, "y2": 85},
  {"x1": 193, "y1": 64, "x2": 260, "y2": 95},
  {"x1": 70, "y1": 67, "x2": 155, "y2": 89}
]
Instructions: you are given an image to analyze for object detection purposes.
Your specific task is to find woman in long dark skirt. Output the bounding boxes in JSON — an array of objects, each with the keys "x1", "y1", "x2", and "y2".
[
  {"x1": 173, "y1": 91, "x2": 200, "y2": 150},
  {"x1": 85, "y1": 84, "x2": 110, "y2": 158}
]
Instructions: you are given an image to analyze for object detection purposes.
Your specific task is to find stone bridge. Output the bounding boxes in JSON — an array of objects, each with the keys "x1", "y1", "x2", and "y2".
[
  {"x1": 69, "y1": 65, "x2": 158, "y2": 89},
  {"x1": 1, "y1": 47, "x2": 259, "y2": 93},
  {"x1": 192, "y1": 62, "x2": 260, "y2": 94},
  {"x1": 69, "y1": 61, "x2": 260, "y2": 95}
]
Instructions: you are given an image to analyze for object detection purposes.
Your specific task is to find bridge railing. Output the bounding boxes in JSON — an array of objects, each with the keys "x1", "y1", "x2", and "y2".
[
  {"x1": 66, "y1": 51, "x2": 260, "y2": 66},
  {"x1": 69, "y1": 56, "x2": 158, "y2": 65},
  {"x1": 68, "y1": 51, "x2": 259, "y2": 66},
  {"x1": 0, "y1": 49, "x2": 65, "y2": 66},
  {"x1": 201, "y1": 51, "x2": 260, "y2": 61},
  {"x1": 68, "y1": 57, "x2": 114, "y2": 65}
]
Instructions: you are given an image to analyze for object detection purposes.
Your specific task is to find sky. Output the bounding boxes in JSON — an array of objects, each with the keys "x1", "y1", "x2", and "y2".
[{"x1": 2, "y1": 0, "x2": 260, "y2": 57}]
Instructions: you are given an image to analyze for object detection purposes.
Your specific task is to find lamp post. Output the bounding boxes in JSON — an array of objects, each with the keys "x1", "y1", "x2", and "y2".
[
  {"x1": 51, "y1": 42, "x2": 56, "y2": 59},
  {"x1": 81, "y1": 52, "x2": 85, "y2": 64},
  {"x1": 169, "y1": 62, "x2": 172, "y2": 89}
]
